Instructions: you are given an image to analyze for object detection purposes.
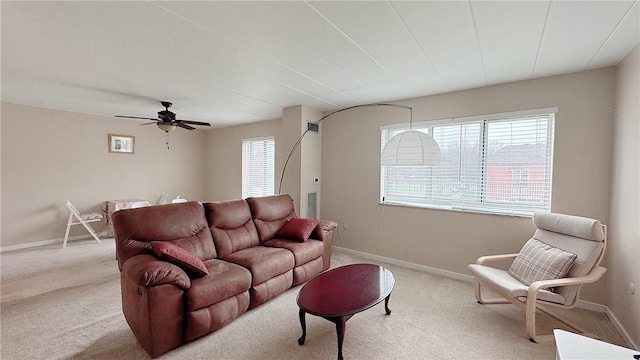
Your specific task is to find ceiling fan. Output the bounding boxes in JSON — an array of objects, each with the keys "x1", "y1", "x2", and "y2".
[{"x1": 115, "y1": 101, "x2": 211, "y2": 132}]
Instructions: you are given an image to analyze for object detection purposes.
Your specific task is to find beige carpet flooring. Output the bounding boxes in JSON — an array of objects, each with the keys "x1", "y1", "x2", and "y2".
[{"x1": 0, "y1": 238, "x2": 627, "y2": 359}]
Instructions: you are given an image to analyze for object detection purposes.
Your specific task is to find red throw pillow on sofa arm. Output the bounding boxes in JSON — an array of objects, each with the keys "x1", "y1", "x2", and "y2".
[
  {"x1": 150, "y1": 241, "x2": 209, "y2": 278},
  {"x1": 276, "y1": 218, "x2": 320, "y2": 242}
]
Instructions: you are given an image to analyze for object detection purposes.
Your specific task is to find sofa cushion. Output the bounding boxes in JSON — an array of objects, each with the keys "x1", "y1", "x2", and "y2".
[
  {"x1": 185, "y1": 259, "x2": 252, "y2": 312},
  {"x1": 204, "y1": 200, "x2": 260, "y2": 258},
  {"x1": 113, "y1": 202, "x2": 217, "y2": 270},
  {"x1": 533, "y1": 212, "x2": 604, "y2": 241},
  {"x1": 508, "y1": 238, "x2": 577, "y2": 290},
  {"x1": 264, "y1": 239, "x2": 324, "y2": 266},
  {"x1": 468, "y1": 264, "x2": 567, "y2": 305},
  {"x1": 222, "y1": 246, "x2": 295, "y2": 286},
  {"x1": 151, "y1": 241, "x2": 209, "y2": 277},
  {"x1": 246, "y1": 194, "x2": 296, "y2": 243},
  {"x1": 276, "y1": 218, "x2": 319, "y2": 242}
]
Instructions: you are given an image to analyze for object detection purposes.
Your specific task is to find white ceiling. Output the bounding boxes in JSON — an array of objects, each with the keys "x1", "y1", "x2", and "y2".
[{"x1": 2, "y1": 1, "x2": 638, "y2": 129}]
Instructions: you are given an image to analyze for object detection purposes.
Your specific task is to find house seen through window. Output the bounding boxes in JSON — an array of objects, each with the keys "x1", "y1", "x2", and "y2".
[
  {"x1": 242, "y1": 136, "x2": 275, "y2": 198},
  {"x1": 380, "y1": 110, "x2": 555, "y2": 216}
]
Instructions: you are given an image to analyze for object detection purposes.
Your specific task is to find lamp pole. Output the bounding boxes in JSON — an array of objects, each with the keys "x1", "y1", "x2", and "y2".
[{"x1": 278, "y1": 103, "x2": 412, "y2": 194}]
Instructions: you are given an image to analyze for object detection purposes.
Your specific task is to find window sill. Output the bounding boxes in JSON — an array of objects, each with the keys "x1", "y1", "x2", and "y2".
[{"x1": 378, "y1": 200, "x2": 533, "y2": 218}]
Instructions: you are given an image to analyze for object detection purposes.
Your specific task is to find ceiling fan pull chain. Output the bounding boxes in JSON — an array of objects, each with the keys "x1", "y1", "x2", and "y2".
[{"x1": 166, "y1": 132, "x2": 170, "y2": 149}]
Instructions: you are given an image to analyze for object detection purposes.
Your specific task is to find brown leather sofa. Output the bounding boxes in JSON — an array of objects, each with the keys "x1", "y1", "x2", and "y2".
[{"x1": 112, "y1": 194, "x2": 336, "y2": 358}]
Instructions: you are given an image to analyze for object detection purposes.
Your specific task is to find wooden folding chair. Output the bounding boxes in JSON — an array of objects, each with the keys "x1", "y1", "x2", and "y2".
[{"x1": 63, "y1": 200, "x2": 103, "y2": 248}]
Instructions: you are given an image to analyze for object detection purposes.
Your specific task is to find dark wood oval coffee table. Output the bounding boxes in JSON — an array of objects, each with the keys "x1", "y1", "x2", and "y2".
[{"x1": 296, "y1": 263, "x2": 395, "y2": 360}]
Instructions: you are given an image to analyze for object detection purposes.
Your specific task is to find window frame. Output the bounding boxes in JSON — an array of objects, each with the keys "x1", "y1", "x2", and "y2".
[
  {"x1": 241, "y1": 136, "x2": 275, "y2": 199},
  {"x1": 380, "y1": 108, "x2": 556, "y2": 217}
]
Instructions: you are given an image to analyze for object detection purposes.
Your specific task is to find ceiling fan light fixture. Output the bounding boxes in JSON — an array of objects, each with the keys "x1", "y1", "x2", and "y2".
[{"x1": 157, "y1": 123, "x2": 177, "y2": 132}]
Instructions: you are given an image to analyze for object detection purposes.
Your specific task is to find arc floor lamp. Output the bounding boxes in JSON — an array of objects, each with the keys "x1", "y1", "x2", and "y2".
[{"x1": 278, "y1": 103, "x2": 441, "y2": 194}]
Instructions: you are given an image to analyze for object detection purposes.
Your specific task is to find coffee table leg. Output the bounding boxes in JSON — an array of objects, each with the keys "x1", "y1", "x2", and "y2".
[
  {"x1": 335, "y1": 316, "x2": 346, "y2": 360},
  {"x1": 384, "y1": 294, "x2": 392, "y2": 315},
  {"x1": 298, "y1": 308, "x2": 306, "y2": 345}
]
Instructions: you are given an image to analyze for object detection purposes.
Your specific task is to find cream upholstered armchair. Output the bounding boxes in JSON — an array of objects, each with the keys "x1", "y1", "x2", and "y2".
[{"x1": 468, "y1": 212, "x2": 607, "y2": 343}]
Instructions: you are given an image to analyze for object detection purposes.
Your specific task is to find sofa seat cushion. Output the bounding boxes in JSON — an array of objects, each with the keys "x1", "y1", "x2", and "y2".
[
  {"x1": 222, "y1": 246, "x2": 294, "y2": 286},
  {"x1": 186, "y1": 259, "x2": 252, "y2": 312},
  {"x1": 264, "y1": 239, "x2": 324, "y2": 267}
]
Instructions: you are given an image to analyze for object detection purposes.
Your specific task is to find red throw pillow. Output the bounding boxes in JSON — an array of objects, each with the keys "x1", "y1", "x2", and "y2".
[
  {"x1": 150, "y1": 241, "x2": 208, "y2": 277},
  {"x1": 276, "y1": 218, "x2": 320, "y2": 242}
]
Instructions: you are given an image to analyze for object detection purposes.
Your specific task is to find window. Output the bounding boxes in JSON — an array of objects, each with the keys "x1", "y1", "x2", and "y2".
[
  {"x1": 242, "y1": 137, "x2": 275, "y2": 198},
  {"x1": 380, "y1": 109, "x2": 555, "y2": 216}
]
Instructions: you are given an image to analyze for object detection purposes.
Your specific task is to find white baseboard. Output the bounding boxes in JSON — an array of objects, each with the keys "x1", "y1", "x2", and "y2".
[
  {"x1": 605, "y1": 306, "x2": 639, "y2": 350},
  {"x1": 0, "y1": 231, "x2": 110, "y2": 253},
  {"x1": 333, "y1": 246, "x2": 474, "y2": 283},
  {"x1": 332, "y1": 245, "x2": 637, "y2": 349}
]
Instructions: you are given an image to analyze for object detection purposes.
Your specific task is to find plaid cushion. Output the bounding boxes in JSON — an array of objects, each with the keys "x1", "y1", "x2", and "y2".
[{"x1": 508, "y1": 238, "x2": 577, "y2": 291}]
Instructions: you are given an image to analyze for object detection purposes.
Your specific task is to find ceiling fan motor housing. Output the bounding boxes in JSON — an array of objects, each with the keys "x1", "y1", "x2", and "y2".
[{"x1": 158, "y1": 110, "x2": 176, "y2": 122}]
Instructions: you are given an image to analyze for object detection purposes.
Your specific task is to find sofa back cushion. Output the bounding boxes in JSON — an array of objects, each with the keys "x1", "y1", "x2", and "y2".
[
  {"x1": 203, "y1": 199, "x2": 260, "y2": 258},
  {"x1": 246, "y1": 194, "x2": 297, "y2": 243},
  {"x1": 112, "y1": 202, "x2": 216, "y2": 270}
]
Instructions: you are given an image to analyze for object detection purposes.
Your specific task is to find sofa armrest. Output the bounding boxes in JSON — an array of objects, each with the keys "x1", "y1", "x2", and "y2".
[
  {"x1": 311, "y1": 220, "x2": 337, "y2": 271},
  {"x1": 122, "y1": 254, "x2": 192, "y2": 290},
  {"x1": 312, "y1": 220, "x2": 338, "y2": 242}
]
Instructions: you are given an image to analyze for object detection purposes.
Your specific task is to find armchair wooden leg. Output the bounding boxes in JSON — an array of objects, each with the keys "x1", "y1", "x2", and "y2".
[
  {"x1": 475, "y1": 280, "x2": 510, "y2": 305},
  {"x1": 527, "y1": 303, "x2": 598, "y2": 343}
]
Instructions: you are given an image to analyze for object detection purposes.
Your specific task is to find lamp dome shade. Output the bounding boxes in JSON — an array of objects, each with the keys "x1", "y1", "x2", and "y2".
[{"x1": 380, "y1": 130, "x2": 440, "y2": 166}]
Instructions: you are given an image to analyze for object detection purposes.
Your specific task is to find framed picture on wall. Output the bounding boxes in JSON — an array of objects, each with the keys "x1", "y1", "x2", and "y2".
[{"x1": 108, "y1": 134, "x2": 135, "y2": 154}]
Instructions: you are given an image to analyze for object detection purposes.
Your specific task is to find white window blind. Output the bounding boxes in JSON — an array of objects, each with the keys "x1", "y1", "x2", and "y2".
[
  {"x1": 242, "y1": 137, "x2": 275, "y2": 198},
  {"x1": 380, "y1": 111, "x2": 555, "y2": 216}
]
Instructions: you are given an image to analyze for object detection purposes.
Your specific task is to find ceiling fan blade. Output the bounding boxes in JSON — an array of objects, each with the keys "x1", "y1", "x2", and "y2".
[
  {"x1": 140, "y1": 121, "x2": 158, "y2": 126},
  {"x1": 178, "y1": 120, "x2": 211, "y2": 126},
  {"x1": 115, "y1": 115, "x2": 158, "y2": 121},
  {"x1": 177, "y1": 123, "x2": 196, "y2": 130}
]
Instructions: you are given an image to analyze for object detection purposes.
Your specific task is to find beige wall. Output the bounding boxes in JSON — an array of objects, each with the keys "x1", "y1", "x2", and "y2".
[
  {"x1": 204, "y1": 118, "x2": 281, "y2": 202},
  {"x1": 280, "y1": 106, "x2": 303, "y2": 209},
  {"x1": 204, "y1": 105, "x2": 322, "y2": 219},
  {"x1": 609, "y1": 44, "x2": 640, "y2": 348},
  {"x1": 1, "y1": 103, "x2": 207, "y2": 248},
  {"x1": 321, "y1": 68, "x2": 616, "y2": 305},
  {"x1": 299, "y1": 106, "x2": 322, "y2": 218}
]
